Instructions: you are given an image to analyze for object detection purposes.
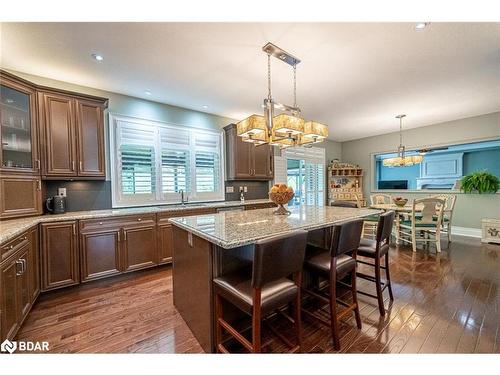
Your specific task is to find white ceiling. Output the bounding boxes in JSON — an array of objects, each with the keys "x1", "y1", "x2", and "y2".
[{"x1": 1, "y1": 22, "x2": 499, "y2": 141}]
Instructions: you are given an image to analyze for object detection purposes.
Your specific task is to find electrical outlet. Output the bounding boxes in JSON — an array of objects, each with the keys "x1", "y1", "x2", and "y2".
[
  {"x1": 244, "y1": 186, "x2": 248, "y2": 193},
  {"x1": 239, "y1": 186, "x2": 244, "y2": 192},
  {"x1": 58, "y1": 188, "x2": 67, "y2": 197},
  {"x1": 226, "y1": 186, "x2": 234, "y2": 193}
]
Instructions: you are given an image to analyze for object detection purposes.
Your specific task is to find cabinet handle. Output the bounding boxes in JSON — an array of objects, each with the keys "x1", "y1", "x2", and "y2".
[
  {"x1": 37, "y1": 180, "x2": 41, "y2": 191},
  {"x1": 72, "y1": 224, "x2": 76, "y2": 236},
  {"x1": 117, "y1": 231, "x2": 121, "y2": 242},
  {"x1": 15, "y1": 260, "x2": 23, "y2": 276},
  {"x1": 123, "y1": 231, "x2": 127, "y2": 241},
  {"x1": 137, "y1": 218, "x2": 142, "y2": 222},
  {"x1": 99, "y1": 222, "x2": 103, "y2": 225},
  {"x1": 35, "y1": 159, "x2": 41, "y2": 170},
  {"x1": 21, "y1": 259, "x2": 26, "y2": 274},
  {"x1": 79, "y1": 161, "x2": 83, "y2": 172},
  {"x1": 72, "y1": 161, "x2": 75, "y2": 171}
]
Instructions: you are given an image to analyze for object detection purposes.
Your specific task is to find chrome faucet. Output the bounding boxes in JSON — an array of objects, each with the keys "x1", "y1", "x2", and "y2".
[{"x1": 180, "y1": 190, "x2": 188, "y2": 205}]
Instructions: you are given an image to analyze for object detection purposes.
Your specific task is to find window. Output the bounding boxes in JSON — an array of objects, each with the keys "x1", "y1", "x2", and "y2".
[
  {"x1": 374, "y1": 139, "x2": 500, "y2": 191},
  {"x1": 274, "y1": 147, "x2": 326, "y2": 206},
  {"x1": 110, "y1": 114, "x2": 224, "y2": 207}
]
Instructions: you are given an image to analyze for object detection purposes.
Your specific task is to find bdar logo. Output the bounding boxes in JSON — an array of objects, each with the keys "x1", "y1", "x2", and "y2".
[{"x1": 1, "y1": 339, "x2": 17, "y2": 354}]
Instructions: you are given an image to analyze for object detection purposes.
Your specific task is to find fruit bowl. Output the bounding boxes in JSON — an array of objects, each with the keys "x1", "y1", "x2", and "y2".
[
  {"x1": 269, "y1": 184, "x2": 295, "y2": 215},
  {"x1": 393, "y1": 197, "x2": 408, "y2": 207}
]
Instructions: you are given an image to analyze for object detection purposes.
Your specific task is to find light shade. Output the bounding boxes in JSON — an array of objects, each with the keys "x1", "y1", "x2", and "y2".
[
  {"x1": 302, "y1": 121, "x2": 328, "y2": 142},
  {"x1": 237, "y1": 115, "x2": 267, "y2": 137},
  {"x1": 273, "y1": 113, "x2": 305, "y2": 135},
  {"x1": 383, "y1": 155, "x2": 424, "y2": 167}
]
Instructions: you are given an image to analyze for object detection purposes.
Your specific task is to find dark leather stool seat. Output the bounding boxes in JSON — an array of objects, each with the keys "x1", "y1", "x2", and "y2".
[
  {"x1": 305, "y1": 253, "x2": 356, "y2": 279},
  {"x1": 214, "y1": 269, "x2": 298, "y2": 316},
  {"x1": 302, "y1": 219, "x2": 364, "y2": 351},
  {"x1": 356, "y1": 211, "x2": 395, "y2": 316},
  {"x1": 214, "y1": 230, "x2": 308, "y2": 353},
  {"x1": 330, "y1": 200, "x2": 358, "y2": 208},
  {"x1": 357, "y1": 238, "x2": 389, "y2": 257}
]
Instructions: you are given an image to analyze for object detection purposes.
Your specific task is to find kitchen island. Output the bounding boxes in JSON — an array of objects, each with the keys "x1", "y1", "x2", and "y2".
[{"x1": 169, "y1": 205, "x2": 382, "y2": 352}]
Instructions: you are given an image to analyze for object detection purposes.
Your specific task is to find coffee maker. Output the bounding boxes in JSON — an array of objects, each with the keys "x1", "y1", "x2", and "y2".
[{"x1": 45, "y1": 195, "x2": 67, "y2": 214}]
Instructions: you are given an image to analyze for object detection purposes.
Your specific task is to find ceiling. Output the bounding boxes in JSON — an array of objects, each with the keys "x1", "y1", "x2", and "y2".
[{"x1": 1, "y1": 22, "x2": 499, "y2": 141}]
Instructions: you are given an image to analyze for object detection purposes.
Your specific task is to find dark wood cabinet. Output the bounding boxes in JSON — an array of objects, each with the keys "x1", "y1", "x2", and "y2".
[
  {"x1": 224, "y1": 123, "x2": 274, "y2": 180},
  {"x1": 157, "y1": 223, "x2": 174, "y2": 264},
  {"x1": 0, "y1": 230, "x2": 38, "y2": 341},
  {"x1": 0, "y1": 174, "x2": 42, "y2": 219},
  {"x1": 39, "y1": 91, "x2": 106, "y2": 179},
  {"x1": 28, "y1": 227, "x2": 40, "y2": 303},
  {"x1": 80, "y1": 229, "x2": 121, "y2": 282},
  {"x1": 122, "y1": 224, "x2": 157, "y2": 272},
  {"x1": 40, "y1": 221, "x2": 79, "y2": 291}
]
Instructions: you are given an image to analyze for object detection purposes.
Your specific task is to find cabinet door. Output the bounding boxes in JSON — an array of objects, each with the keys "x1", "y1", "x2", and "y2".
[
  {"x1": 224, "y1": 124, "x2": 253, "y2": 180},
  {"x1": 0, "y1": 74, "x2": 39, "y2": 175},
  {"x1": 40, "y1": 92, "x2": 77, "y2": 177},
  {"x1": 16, "y1": 245, "x2": 31, "y2": 321},
  {"x1": 122, "y1": 225, "x2": 157, "y2": 272},
  {"x1": 0, "y1": 174, "x2": 42, "y2": 219},
  {"x1": 1, "y1": 256, "x2": 19, "y2": 341},
  {"x1": 28, "y1": 227, "x2": 40, "y2": 303},
  {"x1": 75, "y1": 99, "x2": 105, "y2": 178},
  {"x1": 41, "y1": 221, "x2": 79, "y2": 291},
  {"x1": 80, "y1": 229, "x2": 121, "y2": 282},
  {"x1": 252, "y1": 144, "x2": 273, "y2": 179},
  {"x1": 157, "y1": 223, "x2": 173, "y2": 264}
]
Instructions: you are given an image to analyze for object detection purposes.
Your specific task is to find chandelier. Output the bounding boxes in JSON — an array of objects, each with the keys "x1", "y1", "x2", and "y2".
[
  {"x1": 236, "y1": 43, "x2": 328, "y2": 148},
  {"x1": 383, "y1": 114, "x2": 424, "y2": 167}
]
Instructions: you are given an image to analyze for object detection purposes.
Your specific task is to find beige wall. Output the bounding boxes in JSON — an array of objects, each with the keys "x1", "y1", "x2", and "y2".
[{"x1": 341, "y1": 112, "x2": 500, "y2": 229}]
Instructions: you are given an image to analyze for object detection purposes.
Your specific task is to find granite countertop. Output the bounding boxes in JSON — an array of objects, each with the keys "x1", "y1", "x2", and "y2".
[
  {"x1": 169, "y1": 205, "x2": 383, "y2": 249},
  {"x1": 0, "y1": 199, "x2": 272, "y2": 245}
]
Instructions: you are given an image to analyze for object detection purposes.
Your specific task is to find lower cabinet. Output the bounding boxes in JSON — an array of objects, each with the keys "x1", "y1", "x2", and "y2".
[
  {"x1": 40, "y1": 221, "x2": 79, "y2": 291},
  {"x1": 79, "y1": 214, "x2": 158, "y2": 282},
  {"x1": 0, "y1": 230, "x2": 39, "y2": 341},
  {"x1": 157, "y1": 222, "x2": 174, "y2": 265}
]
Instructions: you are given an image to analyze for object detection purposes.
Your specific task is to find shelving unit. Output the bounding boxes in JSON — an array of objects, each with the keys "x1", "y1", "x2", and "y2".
[{"x1": 328, "y1": 163, "x2": 366, "y2": 207}]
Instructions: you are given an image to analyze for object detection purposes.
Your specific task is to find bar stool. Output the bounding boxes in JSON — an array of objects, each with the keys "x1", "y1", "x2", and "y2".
[
  {"x1": 302, "y1": 219, "x2": 364, "y2": 350},
  {"x1": 330, "y1": 200, "x2": 359, "y2": 208},
  {"x1": 213, "y1": 230, "x2": 308, "y2": 353},
  {"x1": 356, "y1": 211, "x2": 395, "y2": 316}
]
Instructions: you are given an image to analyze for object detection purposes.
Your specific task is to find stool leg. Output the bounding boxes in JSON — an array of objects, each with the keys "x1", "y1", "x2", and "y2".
[
  {"x1": 294, "y1": 272, "x2": 303, "y2": 352},
  {"x1": 215, "y1": 293, "x2": 223, "y2": 353},
  {"x1": 375, "y1": 257, "x2": 385, "y2": 316},
  {"x1": 385, "y1": 254, "x2": 394, "y2": 301},
  {"x1": 329, "y1": 263, "x2": 340, "y2": 350},
  {"x1": 350, "y1": 269, "x2": 362, "y2": 329},
  {"x1": 252, "y1": 289, "x2": 262, "y2": 353}
]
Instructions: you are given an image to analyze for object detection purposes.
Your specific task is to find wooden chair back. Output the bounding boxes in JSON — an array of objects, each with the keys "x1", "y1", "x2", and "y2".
[
  {"x1": 413, "y1": 197, "x2": 445, "y2": 226},
  {"x1": 370, "y1": 194, "x2": 392, "y2": 205}
]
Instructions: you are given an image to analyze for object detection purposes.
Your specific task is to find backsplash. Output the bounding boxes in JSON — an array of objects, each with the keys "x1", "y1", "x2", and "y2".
[
  {"x1": 224, "y1": 180, "x2": 270, "y2": 201},
  {"x1": 43, "y1": 181, "x2": 112, "y2": 212},
  {"x1": 42, "y1": 180, "x2": 270, "y2": 212}
]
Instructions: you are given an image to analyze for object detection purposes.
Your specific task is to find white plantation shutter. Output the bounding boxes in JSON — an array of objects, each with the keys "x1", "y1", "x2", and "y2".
[
  {"x1": 110, "y1": 114, "x2": 224, "y2": 207},
  {"x1": 273, "y1": 156, "x2": 287, "y2": 184}
]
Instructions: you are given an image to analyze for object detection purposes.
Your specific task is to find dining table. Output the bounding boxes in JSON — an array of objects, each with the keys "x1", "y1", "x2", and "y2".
[{"x1": 369, "y1": 202, "x2": 425, "y2": 243}]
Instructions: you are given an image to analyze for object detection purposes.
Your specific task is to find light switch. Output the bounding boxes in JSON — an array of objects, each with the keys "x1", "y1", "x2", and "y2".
[
  {"x1": 58, "y1": 188, "x2": 67, "y2": 197},
  {"x1": 244, "y1": 186, "x2": 248, "y2": 193},
  {"x1": 226, "y1": 186, "x2": 234, "y2": 193}
]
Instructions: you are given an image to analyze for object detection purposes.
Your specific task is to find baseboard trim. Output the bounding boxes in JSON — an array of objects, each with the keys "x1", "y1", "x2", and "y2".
[{"x1": 451, "y1": 226, "x2": 482, "y2": 238}]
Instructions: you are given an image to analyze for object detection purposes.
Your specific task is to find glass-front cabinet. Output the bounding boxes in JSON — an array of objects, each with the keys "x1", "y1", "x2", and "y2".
[{"x1": 0, "y1": 75, "x2": 38, "y2": 174}]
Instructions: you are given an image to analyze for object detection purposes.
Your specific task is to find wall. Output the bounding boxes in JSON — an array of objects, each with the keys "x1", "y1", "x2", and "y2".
[
  {"x1": 464, "y1": 149, "x2": 500, "y2": 176},
  {"x1": 341, "y1": 112, "x2": 500, "y2": 229},
  {"x1": 8, "y1": 70, "x2": 272, "y2": 210}
]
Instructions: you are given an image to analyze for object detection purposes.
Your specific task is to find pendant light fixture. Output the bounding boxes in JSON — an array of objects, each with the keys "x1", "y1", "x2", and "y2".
[
  {"x1": 383, "y1": 114, "x2": 424, "y2": 167},
  {"x1": 236, "y1": 43, "x2": 328, "y2": 148}
]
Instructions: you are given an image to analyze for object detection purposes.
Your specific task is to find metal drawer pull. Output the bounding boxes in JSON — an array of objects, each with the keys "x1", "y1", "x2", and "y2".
[
  {"x1": 72, "y1": 225, "x2": 76, "y2": 236},
  {"x1": 72, "y1": 161, "x2": 75, "y2": 171},
  {"x1": 137, "y1": 218, "x2": 142, "y2": 221},
  {"x1": 99, "y1": 222, "x2": 103, "y2": 225},
  {"x1": 79, "y1": 161, "x2": 83, "y2": 171},
  {"x1": 21, "y1": 259, "x2": 26, "y2": 274},
  {"x1": 16, "y1": 260, "x2": 23, "y2": 276},
  {"x1": 35, "y1": 159, "x2": 41, "y2": 170},
  {"x1": 37, "y1": 180, "x2": 41, "y2": 191}
]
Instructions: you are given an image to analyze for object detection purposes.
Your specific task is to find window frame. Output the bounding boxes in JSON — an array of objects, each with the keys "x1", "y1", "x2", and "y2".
[{"x1": 110, "y1": 113, "x2": 225, "y2": 208}]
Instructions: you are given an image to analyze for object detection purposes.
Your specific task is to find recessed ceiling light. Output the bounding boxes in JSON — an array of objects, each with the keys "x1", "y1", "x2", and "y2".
[
  {"x1": 415, "y1": 22, "x2": 429, "y2": 31},
  {"x1": 91, "y1": 53, "x2": 104, "y2": 61},
  {"x1": 202, "y1": 105, "x2": 209, "y2": 109},
  {"x1": 144, "y1": 90, "x2": 152, "y2": 96}
]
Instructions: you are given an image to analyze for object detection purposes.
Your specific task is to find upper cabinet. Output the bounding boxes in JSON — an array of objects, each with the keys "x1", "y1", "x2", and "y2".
[
  {"x1": 223, "y1": 123, "x2": 274, "y2": 181},
  {"x1": 0, "y1": 72, "x2": 40, "y2": 175},
  {"x1": 39, "y1": 91, "x2": 107, "y2": 179}
]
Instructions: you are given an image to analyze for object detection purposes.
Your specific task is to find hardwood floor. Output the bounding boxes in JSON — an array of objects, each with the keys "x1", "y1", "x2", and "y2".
[{"x1": 16, "y1": 235, "x2": 500, "y2": 353}]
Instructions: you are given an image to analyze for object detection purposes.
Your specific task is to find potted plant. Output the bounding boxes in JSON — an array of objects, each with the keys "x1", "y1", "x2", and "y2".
[{"x1": 460, "y1": 170, "x2": 500, "y2": 194}]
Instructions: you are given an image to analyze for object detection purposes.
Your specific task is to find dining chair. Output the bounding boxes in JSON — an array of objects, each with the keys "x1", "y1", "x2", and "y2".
[
  {"x1": 370, "y1": 193, "x2": 392, "y2": 205},
  {"x1": 213, "y1": 230, "x2": 308, "y2": 353},
  {"x1": 429, "y1": 194, "x2": 457, "y2": 243},
  {"x1": 302, "y1": 219, "x2": 364, "y2": 350},
  {"x1": 398, "y1": 197, "x2": 445, "y2": 252},
  {"x1": 363, "y1": 193, "x2": 392, "y2": 238}
]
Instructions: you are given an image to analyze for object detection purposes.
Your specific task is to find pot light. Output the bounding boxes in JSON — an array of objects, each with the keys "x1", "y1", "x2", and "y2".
[
  {"x1": 91, "y1": 53, "x2": 104, "y2": 61},
  {"x1": 202, "y1": 105, "x2": 209, "y2": 109},
  {"x1": 144, "y1": 90, "x2": 152, "y2": 96},
  {"x1": 415, "y1": 22, "x2": 429, "y2": 31}
]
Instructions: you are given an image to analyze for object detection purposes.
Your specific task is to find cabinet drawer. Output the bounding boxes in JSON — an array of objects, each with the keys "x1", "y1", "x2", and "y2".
[
  {"x1": 80, "y1": 214, "x2": 156, "y2": 232},
  {"x1": 157, "y1": 208, "x2": 217, "y2": 224},
  {"x1": 1, "y1": 231, "x2": 29, "y2": 261}
]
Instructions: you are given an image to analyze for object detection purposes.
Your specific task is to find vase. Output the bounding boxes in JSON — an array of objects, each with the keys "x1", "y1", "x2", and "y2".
[{"x1": 274, "y1": 203, "x2": 291, "y2": 215}]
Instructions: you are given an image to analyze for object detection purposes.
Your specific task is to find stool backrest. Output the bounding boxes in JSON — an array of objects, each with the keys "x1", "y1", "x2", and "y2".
[
  {"x1": 330, "y1": 200, "x2": 358, "y2": 208},
  {"x1": 252, "y1": 230, "x2": 308, "y2": 289},
  {"x1": 376, "y1": 211, "x2": 395, "y2": 245},
  {"x1": 329, "y1": 219, "x2": 364, "y2": 257}
]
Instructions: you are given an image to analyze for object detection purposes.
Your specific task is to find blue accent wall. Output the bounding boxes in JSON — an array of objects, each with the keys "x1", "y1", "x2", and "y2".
[{"x1": 463, "y1": 149, "x2": 500, "y2": 177}]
